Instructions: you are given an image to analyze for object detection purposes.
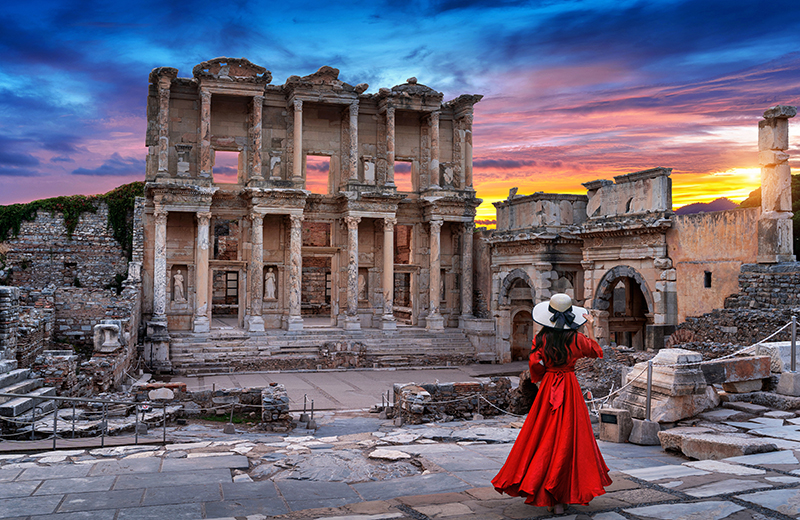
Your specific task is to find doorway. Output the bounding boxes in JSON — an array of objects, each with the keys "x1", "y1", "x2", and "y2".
[
  {"x1": 211, "y1": 269, "x2": 243, "y2": 329},
  {"x1": 511, "y1": 310, "x2": 534, "y2": 361},
  {"x1": 301, "y1": 256, "x2": 333, "y2": 327},
  {"x1": 607, "y1": 277, "x2": 648, "y2": 350}
]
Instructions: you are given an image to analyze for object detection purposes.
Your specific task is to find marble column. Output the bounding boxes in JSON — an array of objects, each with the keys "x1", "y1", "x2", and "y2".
[
  {"x1": 250, "y1": 95, "x2": 264, "y2": 182},
  {"x1": 348, "y1": 102, "x2": 359, "y2": 182},
  {"x1": 344, "y1": 216, "x2": 362, "y2": 330},
  {"x1": 199, "y1": 89, "x2": 212, "y2": 178},
  {"x1": 153, "y1": 207, "x2": 168, "y2": 323},
  {"x1": 193, "y1": 211, "x2": 212, "y2": 333},
  {"x1": 157, "y1": 76, "x2": 172, "y2": 174},
  {"x1": 427, "y1": 219, "x2": 444, "y2": 330},
  {"x1": 757, "y1": 104, "x2": 797, "y2": 263},
  {"x1": 460, "y1": 222, "x2": 474, "y2": 321},
  {"x1": 429, "y1": 111, "x2": 441, "y2": 188},
  {"x1": 463, "y1": 112, "x2": 475, "y2": 188},
  {"x1": 287, "y1": 214, "x2": 304, "y2": 331},
  {"x1": 385, "y1": 106, "x2": 396, "y2": 188},
  {"x1": 292, "y1": 99, "x2": 303, "y2": 182},
  {"x1": 246, "y1": 211, "x2": 265, "y2": 332},
  {"x1": 381, "y1": 217, "x2": 397, "y2": 330}
]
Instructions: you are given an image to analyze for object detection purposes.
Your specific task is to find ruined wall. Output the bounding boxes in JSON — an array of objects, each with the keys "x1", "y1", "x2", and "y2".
[
  {"x1": 0, "y1": 203, "x2": 128, "y2": 289},
  {"x1": 394, "y1": 377, "x2": 513, "y2": 424},
  {"x1": 725, "y1": 263, "x2": 800, "y2": 309},
  {"x1": 667, "y1": 207, "x2": 760, "y2": 322},
  {"x1": 0, "y1": 287, "x2": 19, "y2": 365},
  {"x1": 53, "y1": 286, "x2": 141, "y2": 350},
  {"x1": 584, "y1": 168, "x2": 672, "y2": 219},
  {"x1": 16, "y1": 308, "x2": 55, "y2": 369},
  {"x1": 495, "y1": 192, "x2": 588, "y2": 231}
]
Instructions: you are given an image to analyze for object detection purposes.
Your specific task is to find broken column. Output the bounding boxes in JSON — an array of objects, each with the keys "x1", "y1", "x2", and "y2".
[
  {"x1": 612, "y1": 348, "x2": 718, "y2": 423},
  {"x1": 757, "y1": 104, "x2": 796, "y2": 263}
]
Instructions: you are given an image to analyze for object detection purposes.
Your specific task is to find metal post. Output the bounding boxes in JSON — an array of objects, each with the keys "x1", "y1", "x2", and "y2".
[
  {"x1": 31, "y1": 399, "x2": 37, "y2": 441},
  {"x1": 71, "y1": 402, "x2": 75, "y2": 439},
  {"x1": 229, "y1": 403, "x2": 235, "y2": 424},
  {"x1": 101, "y1": 403, "x2": 107, "y2": 448},
  {"x1": 310, "y1": 399, "x2": 314, "y2": 421},
  {"x1": 134, "y1": 406, "x2": 139, "y2": 445},
  {"x1": 792, "y1": 316, "x2": 797, "y2": 372},
  {"x1": 162, "y1": 403, "x2": 167, "y2": 444},
  {"x1": 52, "y1": 399, "x2": 58, "y2": 451},
  {"x1": 645, "y1": 361, "x2": 653, "y2": 422},
  {"x1": 303, "y1": 394, "x2": 307, "y2": 415}
]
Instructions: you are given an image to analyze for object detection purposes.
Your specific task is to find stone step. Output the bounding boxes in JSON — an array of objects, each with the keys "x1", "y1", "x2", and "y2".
[
  {"x1": 0, "y1": 359, "x2": 19, "y2": 374},
  {"x1": 0, "y1": 387, "x2": 57, "y2": 417},
  {"x1": 0, "y1": 378, "x2": 44, "y2": 404},
  {"x1": 0, "y1": 369, "x2": 31, "y2": 390},
  {"x1": 13, "y1": 398, "x2": 57, "y2": 422}
]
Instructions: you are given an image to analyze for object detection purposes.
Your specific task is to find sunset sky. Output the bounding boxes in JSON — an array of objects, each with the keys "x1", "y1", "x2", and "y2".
[{"x1": 1, "y1": 0, "x2": 799, "y2": 224}]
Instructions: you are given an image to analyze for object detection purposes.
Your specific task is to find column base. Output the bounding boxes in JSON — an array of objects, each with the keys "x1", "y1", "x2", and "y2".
[
  {"x1": 192, "y1": 316, "x2": 210, "y2": 333},
  {"x1": 286, "y1": 316, "x2": 304, "y2": 332},
  {"x1": 144, "y1": 320, "x2": 171, "y2": 372},
  {"x1": 344, "y1": 315, "x2": 362, "y2": 331},
  {"x1": 245, "y1": 315, "x2": 265, "y2": 333},
  {"x1": 380, "y1": 315, "x2": 397, "y2": 331},
  {"x1": 458, "y1": 315, "x2": 475, "y2": 329},
  {"x1": 426, "y1": 313, "x2": 444, "y2": 331}
]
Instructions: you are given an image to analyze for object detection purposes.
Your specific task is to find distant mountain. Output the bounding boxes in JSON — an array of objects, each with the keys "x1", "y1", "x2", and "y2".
[{"x1": 674, "y1": 197, "x2": 738, "y2": 215}]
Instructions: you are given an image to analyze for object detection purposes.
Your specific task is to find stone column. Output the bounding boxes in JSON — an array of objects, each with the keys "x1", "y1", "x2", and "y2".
[
  {"x1": 287, "y1": 214, "x2": 304, "y2": 331},
  {"x1": 292, "y1": 99, "x2": 303, "y2": 182},
  {"x1": 460, "y1": 222, "x2": 474, "y2": 322},
  {"x1": 348, "y1": 102, "x2": 359, "y2": 182},
  {"x1": 250, "y1": 95, "x2": 264, "y2": 182},
  {"x1": 157, "y1": 75, "x2": 172, "y2": 174},
  {"x1": 381, "y1": 217, "x2": 397, "y2": 330},
  {"x1": 429, "y1": 111, "x2": 441, "y2": 188},
  {"x1": 758, "y1": 104, "x2": 797, "y2": 263},
  {"x1": 344, "y1": 216, "x2": 362, "y2": 330},
  {"x1": 463, "y1": 112, "x2": 474, "y2": 188},
  {"x1": 152, "y1": 207, "x2": 168, "y2": 323},
  {"x1": 246, "y1": 211, "x2": 265, "y2": 332},
  {"x1": 427, "y1": 219, "x2": 444, "y2": 330},
  {"x1": 385, "y1": 106, "x2": 396, "y2": 188},
  {"x1": 193, "y1": 211, "x2": 211, "y2": 333},
  {"x1": 199, "y1": 89, "x2": 212, "y2": 178}
]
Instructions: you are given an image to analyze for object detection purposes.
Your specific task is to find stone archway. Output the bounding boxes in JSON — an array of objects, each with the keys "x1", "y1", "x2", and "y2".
[
  {"x1": 593, "y1": 265, "x2": 653, "y2": 350},
  {"x1": 499, "y1": 268, "x2": 535, "y2": 307},
  {"x1": 511, "y1": 309, "x2": 534, "y2": 361}
]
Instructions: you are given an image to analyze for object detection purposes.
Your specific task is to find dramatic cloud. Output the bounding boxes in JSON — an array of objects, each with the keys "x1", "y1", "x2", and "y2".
[{"x1": 71, "y1": 153, "x2": 145, "y2": 176}]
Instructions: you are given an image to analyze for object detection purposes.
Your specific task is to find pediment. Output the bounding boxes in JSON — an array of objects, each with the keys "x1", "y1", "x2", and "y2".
[{"x1": 192, "y1": 57, "x2": 272, "y2": 84}]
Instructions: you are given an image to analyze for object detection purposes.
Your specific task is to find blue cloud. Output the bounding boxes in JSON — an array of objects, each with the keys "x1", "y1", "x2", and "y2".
[{"x1": 71, "y1": 153, "x2": 145, "y2": 176}]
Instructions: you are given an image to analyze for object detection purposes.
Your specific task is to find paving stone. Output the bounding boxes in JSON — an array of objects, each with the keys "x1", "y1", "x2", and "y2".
[
  {"x1": 450, "y1": 427, "x2": 519, "y2": 443},
  {"x1": 736, "y1": 488, "x2": 800, "y2": 516},
  {"x1": 0, "y1": 480, "x2": 40, "y2": 498},
  {"x1": 788, "y1": 417, "x2": 800, "y2": 425},
  {"x1": 204, "y1": 497, "x2": 289, "y2": 517},
  {"x1": 0, "y1": 495, "x2": 63, "y2": 517},
  {"x1": 116, "y1": 503, "x2": 204, "y2": 520},
  {"x1": 142, "y1": 482, "x2": 222, "y2": 506},
  {"x1": 763, "y1": 410, "x2": 794, "y2": 419},
  {"x1": 683, "y1": 478, "x2": 772, "y2": 498},
  {"x1": 277, "y1": 480, "x2": 361, "y2": 509},
  {"x1": 683, "y1": 460, "x2": 765, "y2": 475},
  {"x1": 382, "y1": 432, "x2": 422, "y2": 444},
  {"x1": 621, "y1": 465, "x2": 710, "y2": 481},
  {"x1": 592, "y1": 514, "x2": 628, "y2": 520},
  {"x1": 221, "y1": 481, "x2": 280, "y2": 500},
  {"x1": 624, "y1": 500, "x2": 744, "y2": 520},
  {"x1": 160, "y1": 454, "x2": 249, "y2": 472},
  {"x1": 660, "y1": 481, "x2": 683, "y2": 488},
  {"x1": 58, "y1": 489, "x2": 145, "y2": 512},
  {"x1": 723, "y1": 450, "x2": 800, "y2": 465},
  {"x1": 749, "y1": 426, "x2": 800, "y2": 442},
  {"x1": 570, "y1": 493, "x2": 628, "y2": 512},
  {"x1": 18, "y1": 464, "x2": 91, "y2": 480},
  {"x1": 448, "y1": 469, "x2": 497, "y2": 488},
  {"x1": 353, "y1": 473, "x2": 471, "y2": 501},
  {"x1": 765, "y1": 476, "x2": 800, "y2": 484},
  {"x1": 722, "y1": 421, "x2": 761, "y2": 430},
  {"x1": 313, "y1": 514, "x2": 403, "y2": 520},
  {"x1": 369, "y1": 449, "x2": 411, "y2": 461},
  {"x1": 699, "y1": 409, "x2": 747, "y2": 422},
  {"x1": 748, "y1": 417, "x2": 787, "y2": 427},
  {"x1": 723, "y1": 402, "x2": 770, "y2": 414},
  {"x1": 114, "y1": 468, "x2": 233, "y2": 489},
  {"x1": 165, "y1": 441, "x2": 211, "y2": 450},
  {"x1": 34, "y1": 475, "x2": 117, "y2": 495},
  {"x1": 414, "y1": 503, "x2": 474, "y2": 517},
  {"x1": 606, "y1": 488, "x2": 676, "y2": 505},
  {"x1": 662, "y1": 432, "x2": 778, "y2": 460},
  {"x1": 30, "y1": 510, "x2": 118, "y2": 520},
  {"x1": 89, "y1": 446, "x2": 159, "y2": 457},
  {"x1": 422, "y1": 451, "x2": 498, "y2": 472},
  {"x1": 0, "y1": 468, "x2": 23, "y2": 482},
  {"x1": 88, "y1": 457, "x2": 162, "y2": 475}
]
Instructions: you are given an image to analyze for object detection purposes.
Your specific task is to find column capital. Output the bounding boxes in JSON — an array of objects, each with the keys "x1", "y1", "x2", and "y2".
[
  {"x1": 385, "y1": 105, "x2": 395, "y2": 118},
  {"x1": 429, "y1": 219, "x2": 443, "y2": 233},
  {"x1": 349, "y1": 102, "x2": 359, "y2": 117},
  {"x1": 581, "y1": 260, "x2": 595, "y2": 270},
  {"x1": 289, "y1": 213, "x2": 304, "y2": 227},
  {"x1": 383, "y1": 216, "x2": 397, "y2": 231},
  {"x1": 429, "y1": 110, "x2": 441, "y2": 122},
  {"x1": 154, "y1": 207, "x2": 168, "y2": 225},
  {"x1": 253, "y1": 94, "x2": 265, "y2": 104},
  {"x1": 462, "y1": 221, "x2": 475, "y2": 233},
  {"x1": 293, "y1": 98, "x2": 303, "y2": 112},
  {"x1": 196, "y1": 211, "x2": 212, "y2": 226},
  {"x1": 200, "y1": 89, "x2": 211, "y2": 102},
  {"x1": 249, "y1": 211, "x2": 265, "y2": 226},
  {"x1": 345, "y1": 215, "x2": 361, "y2": 229}
]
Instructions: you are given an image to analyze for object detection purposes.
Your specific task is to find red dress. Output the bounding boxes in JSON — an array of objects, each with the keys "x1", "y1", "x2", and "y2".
[{"x1": 492, "y1": 333, "x2": 612, "y2": 506}]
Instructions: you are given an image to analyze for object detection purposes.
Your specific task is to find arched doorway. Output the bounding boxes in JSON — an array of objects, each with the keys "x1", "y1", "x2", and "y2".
[
  {"x1": 511, "y1": 309, "x2": 534, "y2": 361},
  {"x1": 594, "y1": 266, "x2": 653, "y2": 350}
]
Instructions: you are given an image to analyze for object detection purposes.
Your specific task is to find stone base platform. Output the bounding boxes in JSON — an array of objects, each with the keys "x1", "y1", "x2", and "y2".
[{"x1": 167, "y1": 327, "x2": 477, "y2": 374}]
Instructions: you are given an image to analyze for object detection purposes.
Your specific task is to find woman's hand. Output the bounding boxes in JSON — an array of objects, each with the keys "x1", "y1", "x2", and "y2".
[{"x1": 583, "y1": 312, "x2": 594, "y2": 327}]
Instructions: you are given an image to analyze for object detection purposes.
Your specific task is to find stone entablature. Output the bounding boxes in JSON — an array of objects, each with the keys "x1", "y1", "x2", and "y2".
[
  {"x1": 493, "y1": 191, "x2": 588, "y2": 232},
  {"x1": 583, "y1": 167, "x2": 673, "y2": 220}
]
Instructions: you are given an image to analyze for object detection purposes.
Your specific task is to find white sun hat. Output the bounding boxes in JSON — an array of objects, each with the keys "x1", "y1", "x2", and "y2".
[{"x1": 532, "y1": 293, "x2": 587, "y2": 330}]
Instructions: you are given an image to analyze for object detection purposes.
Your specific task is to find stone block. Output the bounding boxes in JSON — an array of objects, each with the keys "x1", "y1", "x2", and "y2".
[
  {"x1": 777, "y1": 371, "x2": 800, "y2": 397},
  {"x1": 722, "y1": 380, "x2": 763, "y2": 393},
  {"x1": 629, "y1": 419, "x2": 660, "y2": 445},
  {"x1": 757, "y1": 342, "x2": 799, "y2": 373},
  {"x1": 701, "y1": 356, "x2": 771, "y2": 385},
  {"x1": 599, "y1": 408, "x2": 632, "y2": 443},
  {"x1": 658, "y1": 428, "x2": 778, "y2": 460},
  {"x1": 723, "y1": 401, "x2": 769, "y2": 414}
]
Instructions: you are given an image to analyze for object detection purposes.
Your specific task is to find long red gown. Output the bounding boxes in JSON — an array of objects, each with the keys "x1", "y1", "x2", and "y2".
[{"x1": 492, "y1": 333, "x2": 612, "y2": 506}]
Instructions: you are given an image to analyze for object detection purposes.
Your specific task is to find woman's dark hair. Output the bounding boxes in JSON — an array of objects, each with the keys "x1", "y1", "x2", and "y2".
[{"x1": 533, "y1": 326, "x2": 577, "y2": 366}]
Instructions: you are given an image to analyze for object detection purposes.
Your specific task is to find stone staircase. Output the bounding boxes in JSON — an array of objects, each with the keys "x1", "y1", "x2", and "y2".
[
  {"x1": 0, "y1": 360, "x2": 58, "y2": 428},
  {"x1": 168, "y1": 327, "x2": 477, "y2": 374}
]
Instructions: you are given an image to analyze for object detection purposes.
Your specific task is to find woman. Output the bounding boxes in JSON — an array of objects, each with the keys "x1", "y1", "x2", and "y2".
[{"x1": 492, "y1": 293, "x2": 612, "y2": 514}]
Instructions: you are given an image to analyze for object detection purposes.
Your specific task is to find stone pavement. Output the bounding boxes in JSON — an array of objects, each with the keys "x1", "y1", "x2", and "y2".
[{"x1": 1, "y1": 410, "x2": 800, "y2": 520}]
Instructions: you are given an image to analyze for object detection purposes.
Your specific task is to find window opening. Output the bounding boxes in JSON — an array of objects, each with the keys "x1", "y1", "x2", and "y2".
[
  {"x1": 305, "y1": 155, "x2": 330, "y2": 194},
  {"x1": 394, "y1": 225, "x2": 412, "y2": 264},
  {"x1": 704, "y1": 271, "x2": 712, "y2": 288},
  {"x1": 394, "y1": 160, "x2": 413, "y2": 192},
  {"x1": 213, "y1": 150, "x2": 240, "y2": 184},
  {"x1": 213, "y1": 219, "x2": 240, "y2": 260}
]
